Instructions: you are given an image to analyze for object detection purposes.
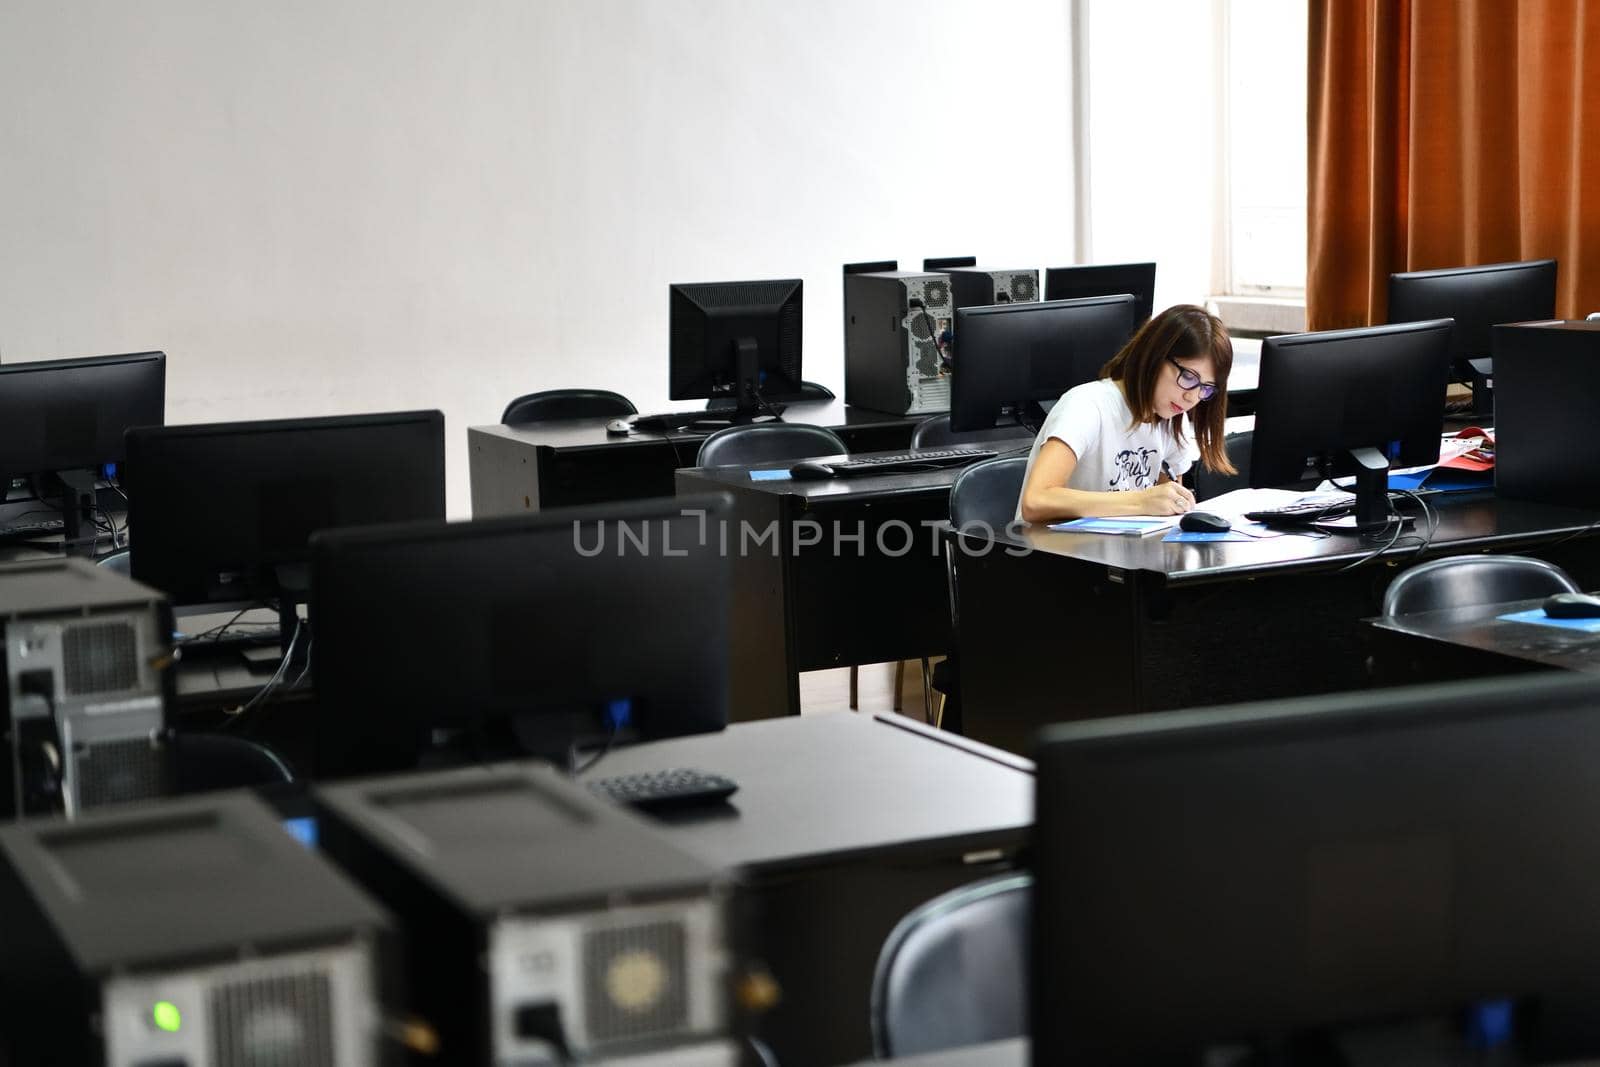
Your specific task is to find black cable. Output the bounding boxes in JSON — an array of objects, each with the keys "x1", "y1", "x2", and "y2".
[{"x1": 569, "y1": 727, "x2": 619, "y2": 776}]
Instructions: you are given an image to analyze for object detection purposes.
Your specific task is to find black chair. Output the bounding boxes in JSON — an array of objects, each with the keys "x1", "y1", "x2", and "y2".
[
  {"x1": 171, "y1": 732, "x2": 295, "y2": 793},
  {"x1": 869, "y1": 872, "x2": 1031, "y2": 1058},
  {"x1": 706, "y1": 380, "x2": 835, "y2": 410},
  {"x1": 95, "y1": 549, "x2": 131, "y2": 574},
  {"x1": 694, "y1": 423, "x2": 847, "y2": 468},
  {"x1": 501, "y1": 388, "x2": 636, "y2": 424},
  {"x1": 932, "y1": 457, "x2": 1031, "y2": 730},
  {"x1": 1191, "y1": 429, "x2": 1253, "y2": 502},
  {"x1": 908, "y1": 414, "x2": 1035, "y2": 451},
  {"x1": 1382, "y1": 554, "x2": 1580, "y2": 616}
]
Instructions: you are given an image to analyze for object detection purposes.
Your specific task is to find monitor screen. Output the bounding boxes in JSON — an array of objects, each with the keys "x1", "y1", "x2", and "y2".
[
  {"x1": 0, "y1": 351, "x2": 165, "y2": 476},
  {"x1": 1044, "y1": 262, "x2": 1157, "y2": 326},
  {"x1": 124, "y1": 410, "x2": 445, "y2": 608},
  {"x1": 1388, "y1": 259, "x2": 1557, "y2": 372},
  {"x1": 669, "y1": 279, "x2": 803, "y2": 420},
  {"x1": 1033, "y1": 671, "x2": 1600, "y2": 1064},
  {"x1": 1248, "y1": 319, "x2": 1453, "y2": 489},
  {"x1": 308, "y1": 494, "x2": 732, "y2": 779},
  {"x1": 949, "y1": 295, "x2": 1139, "y2": 432}
]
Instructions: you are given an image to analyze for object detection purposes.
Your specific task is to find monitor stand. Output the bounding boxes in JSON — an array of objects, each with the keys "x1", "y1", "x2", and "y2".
[
  {"x1": 45, "y1": 470, "x2": 100, "y2": 557},
  {"x1": 271, "y1": 563, "x2": 312, "y2": 665},
  {"x1": 1348, "y1": 446, "x2": 1404, "y2": 538}
]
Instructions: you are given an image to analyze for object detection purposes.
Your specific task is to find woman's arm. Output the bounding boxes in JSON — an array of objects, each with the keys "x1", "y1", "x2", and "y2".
[{"x1": 1019, "y1": 439, "x2": 1195, "y2": 524}]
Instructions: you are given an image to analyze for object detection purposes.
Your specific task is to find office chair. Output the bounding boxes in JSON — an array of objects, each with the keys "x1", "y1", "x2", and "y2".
[
  {"x1": 171, "y1": 732, "x2": 295, "y2": 793},
  {"x1": 693, "y1": 422, "x2": 847, "y2": 468},
  {"x1": 1190, "y1": 430, "x2": 1253, "y2": 501},
  {"x1": 501, "y1": 388, "x2": 636, "y2": 424},
  {"x1": 869, "y1": 872, "x2": 1031, "y2": 1058},
  {"x1": 706, "y1": 380, "x2": 834, "y2": 410},
  {"x1": 908, "y1": 414, "x2": 1035, "y2": 451},
  {"x1": 1382, "y1": 554, "x2": 1580, "y2": 617},
  {"x1": 930, "y1": 457, "x2": 1030, "y2": 731},
  {"x1": 95, "y1": 549, "x2": 132, "y2": 574}
]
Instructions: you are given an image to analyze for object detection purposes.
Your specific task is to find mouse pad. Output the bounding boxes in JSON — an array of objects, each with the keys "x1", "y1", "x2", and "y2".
[
  {"x1": 749, "y1": 469, "x2": 793, "y2": 481},
  {"x1": 1495, "y1": 608, "x2": 1600, "y2": 633},
  {"x1": 1162, "y1": 528, "x2": 1257, "y2": 543}
]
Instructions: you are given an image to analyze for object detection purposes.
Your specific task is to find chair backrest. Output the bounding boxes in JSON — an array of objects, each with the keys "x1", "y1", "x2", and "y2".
[
  {"x1": 694, "y1": 423, "x2": 847, "y2": 468},
  {"x1": 949, "y1": 456, "x2": 1030, "y2": 530},
  {"x1": 1191, "y1": 429, "x2": 1254, "y2": 502},
  {"x1": 870, "y1": 872, "x2": 1031, "y2": 1058},
  {"x1": 1382, "y1": 554, "x2": 1581, "y2": 616},
  {"x1": 95, "y1": 549, "x2": 132, "y2": 574},
  {"x1": 909, "y1": 414, "x2": 1035, "y2": 451},
  {"x1": 501, "y1": 389, "x2": 636, "y2": 424},
  {"x1": 171, "y1": 732, "x2": 295, "y2": 793}
]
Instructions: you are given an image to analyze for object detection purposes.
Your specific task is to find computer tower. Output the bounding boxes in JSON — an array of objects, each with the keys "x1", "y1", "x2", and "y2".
[
  {"x1": 944, "y1": 266, "x2": 1040, "y2": 310},
  {"x1": 315, "y1": 762, "x2": 741, "y2": 1066},
  {"x1": 1492, "y1": 319, "x2": 1600, "y2": 504},
  {"x1": 845, "y1": 270, "x2": 954, "y2": 415},
  {"x1": 1, "y1": 557, "x2": 174, "y2": 819},
  {"x1": 0, "y1": 791, "x2": 394, "y2": 1066}
]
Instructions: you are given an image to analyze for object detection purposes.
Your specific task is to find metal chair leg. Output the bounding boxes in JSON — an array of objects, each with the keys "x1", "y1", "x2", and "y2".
[
  {"x1": 849, "y1": 666, "x2": 859, "y2": 710},
  {"x1": 920, "y1": 657, "x2": 934, "y2": 724}
]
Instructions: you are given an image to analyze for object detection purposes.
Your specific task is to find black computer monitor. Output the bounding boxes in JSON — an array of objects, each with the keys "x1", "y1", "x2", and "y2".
[
  {"x1": 308, "y1": 494, "x2": 732, "y2": 778},
  {"x1": 1388, "y1": 259, "x2": 1557, "y2": 412},
  {"x1": 1248, "y1": 319, "x2": 1453, "y2": 531},
  {"x1": 1044, "y1": 261, "x2": 1158, "y2": 326},
  {"x1": 124, "y1": 410, "x2": 445, "y2": 643},
  {"x1": 0, "y1": 351, "x2": 165, "y2": 550},
  {"x1": 669, "y1": 279, "x2": 803, "y2": 423},
  {"x1": 949, "y1": 294, "x2": 1140, "y2": 432},
  {"x1": 1034, "y1": 670, "x2": 1600, "y2": 1065}
]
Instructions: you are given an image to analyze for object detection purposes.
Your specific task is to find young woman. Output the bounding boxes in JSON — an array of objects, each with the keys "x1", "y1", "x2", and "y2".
[{"x1": 1018, "y1": 304, "x2": 1236, "y2": 524}]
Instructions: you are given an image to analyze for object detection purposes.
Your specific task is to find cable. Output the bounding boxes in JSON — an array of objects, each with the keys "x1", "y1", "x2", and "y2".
[
  {"x1": 569, "y1": 727, "x2": 619, "y2": 776},
  {"x1": 223, "y1": 617, "x2": 304, "y2": 725}
]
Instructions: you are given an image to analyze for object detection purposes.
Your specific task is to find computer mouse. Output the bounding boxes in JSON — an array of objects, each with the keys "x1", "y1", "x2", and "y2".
[
  {"x1": 788, "y1": 460, "x2": 838, "y2": 481},
  {"x1": 1542, "y1": 592, "x2": 1600, "y2": 619},
  {"x1": 1179, "y1": 511, "x2": 1232, "y2": 534},
  {"x1": 604, "y1": 418, "x2": 633, "y2": 436}
]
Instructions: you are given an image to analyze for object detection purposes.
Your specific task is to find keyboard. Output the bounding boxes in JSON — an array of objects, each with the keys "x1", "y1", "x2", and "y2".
[
  {"x1": 1243, "y1": 499, "x2": 1357, "y2": 526},
  {"x1": 826, "y1": 448, "x2": 999, "y2": 477},
  {"x1": 587, "y1": 768, "x2": 739, "y2": 812},
  {"x1": 629, "y1": 411, "x2": 713, "y2": 432},
  {"x1": 0, "y1": 516, "x2": 65, "y2": 541}
]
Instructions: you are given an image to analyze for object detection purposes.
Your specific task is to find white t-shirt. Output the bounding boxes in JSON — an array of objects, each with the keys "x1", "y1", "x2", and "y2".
[{"x1": 1017, "y1": 378, "x2": 1199, "y2": 520}]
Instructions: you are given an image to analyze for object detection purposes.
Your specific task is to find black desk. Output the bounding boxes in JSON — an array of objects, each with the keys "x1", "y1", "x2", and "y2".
[
  {"x1": 848, "y1": 1037, "x2": 1029, "y2": 1066},
  {"x1": 1367, "y1": 594, "x2": 1600, "y2": 683},
  {"x1": 577, "y1": 712, "x2": 1033, "y2": 1067},
  {"x1": 468, "y1": 398, "x2": 922, "y2": 515},
  {"x1": 948, "y1": 493, "x2": 1600, "y2": 753},
  {"x1": 675, "y1": 451, "x2": 1015, "y2": 717}
]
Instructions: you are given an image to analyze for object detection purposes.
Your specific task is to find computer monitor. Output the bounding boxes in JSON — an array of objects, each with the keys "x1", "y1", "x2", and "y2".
[
  {"x1": 308, "y1": 494, "x2": 732, "y2": 779},
  {"x1": 949, "y1": 294, "x2": 1140, "y2": 432},
  {"x1": 1044, "y1": 261, "x2": 1158, "y2": 327},
  {"x1": 1388, "y1": 258, "x2": 1557, "y2": 412},
  {"x1": 1248, "y1": 319, "x2": 1453, "y2": 531},
  {"x1": 669, "y1": 279, "x2": 803, "y2": 423},
  {"x1": 923, "y1": 256, "x2": 977, "y2": 271},
  {"x1": 124, "y1": 410, "x2": 445, "y2": 645},
  {"x1": 0, "y1": 351, "x2": 165, "y2": 550},
  {"x1": 1033, "y1": 670, "x2": 1600, "y2": 1065}
]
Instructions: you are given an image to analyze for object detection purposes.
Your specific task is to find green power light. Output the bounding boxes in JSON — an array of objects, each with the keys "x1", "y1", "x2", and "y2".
[{"x1": 152, "y1": 1000, "x2": 182, "y2": 1033}]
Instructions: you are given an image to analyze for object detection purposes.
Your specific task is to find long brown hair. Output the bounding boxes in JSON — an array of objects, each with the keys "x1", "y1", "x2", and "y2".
[{"x1": 1100, "y1": 304, "x2": 1236, "y2": 475}]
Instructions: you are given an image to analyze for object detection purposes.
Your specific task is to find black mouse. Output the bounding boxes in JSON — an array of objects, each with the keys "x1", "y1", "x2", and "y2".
[
  {"x1": 1179, "y1": 511, "x2": 1232, "y2": 534},
  {"x1": 788, "y1": 460, "x2": 837, "y2": 481},
  {"x1": 1542, "y1": 592, "x2": 1600, "y2": 619}
]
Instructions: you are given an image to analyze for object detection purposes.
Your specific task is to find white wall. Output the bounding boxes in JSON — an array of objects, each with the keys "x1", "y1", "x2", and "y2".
[
  {"x1": 0, "y1": 0, "x2": 1076, "y2": 516},
  {"x1": 1082, "y1": 0, "x2": 1220, "y2": 310}
]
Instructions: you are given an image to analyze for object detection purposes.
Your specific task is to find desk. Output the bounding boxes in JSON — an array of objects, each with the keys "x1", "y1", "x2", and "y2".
[
  {"x1": 948, "y1": 493, "x2": 1600, "y2": 753},
  {"x1": 577, "y1": 711, "x2": 1033, "y2": 1067},
  {"x1": 675, "y1": 451, "x2": 1003, "y2": 717},
  {"x1": 468, "y1": 398, "x2": 922, "y2": 516},
  {"x1": 1367, "y1": 595, "x2": 1600, "y2": 683}
]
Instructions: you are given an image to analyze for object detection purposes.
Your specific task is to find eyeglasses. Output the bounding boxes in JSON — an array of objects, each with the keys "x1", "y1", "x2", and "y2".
[{"x1": 1168, "y1": 358, "x2": 1217, "y2": 401}]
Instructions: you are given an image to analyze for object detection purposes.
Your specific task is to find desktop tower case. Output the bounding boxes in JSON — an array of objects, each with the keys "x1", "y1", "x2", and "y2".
[
  {"x1": 0, "y1": 791, "x2": 394, "y2": 1066},
  {"x1": 1, "y1": 557, "x2": 175, "y2": 819},
  {"x1": 315, "y1": 762, "x2": 741, "y2": 1066},
  {"x1": 845, "y1": 270, "x2": 955, "y2": 415},
  {"x1": 1492, "y1": 319, "x2": 1600, "y2": 504},
  {"x1": 944, "y1": 266, "x2": 1040, "y2": 310}
]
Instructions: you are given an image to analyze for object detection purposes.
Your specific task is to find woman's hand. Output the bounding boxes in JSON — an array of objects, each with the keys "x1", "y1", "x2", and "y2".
[{"x1": 1138, "y1": 480, "x2": 1196, "y2": 515}]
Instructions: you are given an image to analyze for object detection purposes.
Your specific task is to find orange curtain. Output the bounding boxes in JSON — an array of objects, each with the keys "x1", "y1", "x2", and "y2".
[{"x1": 1308, "y1": 0, "x2": 1600, "y2": 329}]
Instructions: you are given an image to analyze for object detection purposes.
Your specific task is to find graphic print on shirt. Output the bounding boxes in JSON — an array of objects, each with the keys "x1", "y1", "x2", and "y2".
[{"x1": 1108, "y1": 447, "x2": 1159, "y2": 491}]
